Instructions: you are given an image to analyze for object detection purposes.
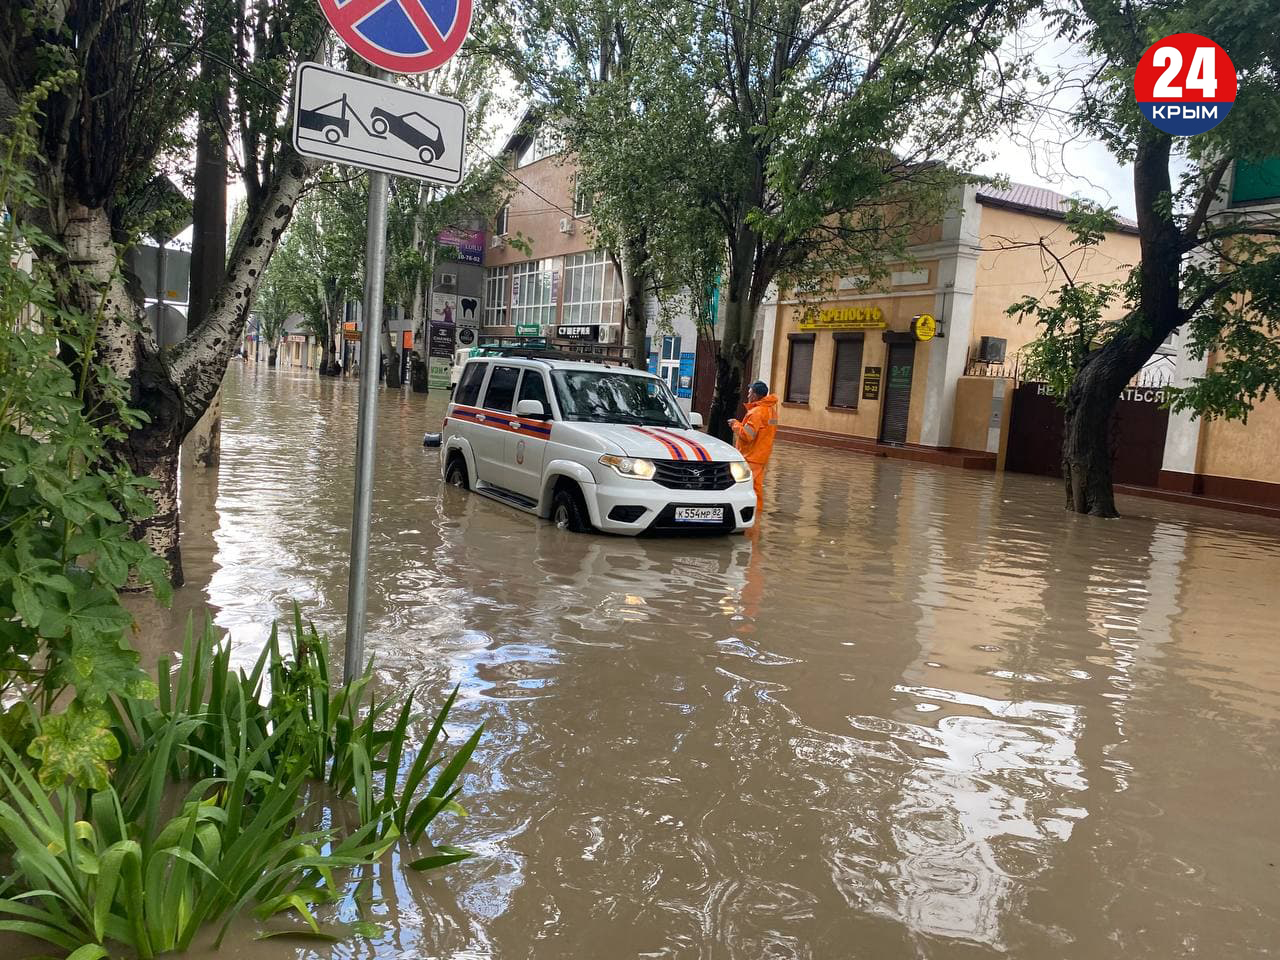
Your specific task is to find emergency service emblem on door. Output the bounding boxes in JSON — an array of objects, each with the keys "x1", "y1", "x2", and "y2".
[{"x1": 315, "y1": 0, "x2": 473, "y2": 74}]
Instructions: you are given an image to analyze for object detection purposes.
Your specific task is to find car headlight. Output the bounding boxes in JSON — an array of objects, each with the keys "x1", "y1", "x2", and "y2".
[
  {"x1": 730, "y1": 461, "x2": 752, "y2": 483},
  {"x1": 599, "y1": 454, "x2": 657, "y2": 480}
]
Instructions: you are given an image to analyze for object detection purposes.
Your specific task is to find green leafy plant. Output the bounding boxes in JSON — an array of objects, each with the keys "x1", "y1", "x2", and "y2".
[
  {"x1": 0, "y1": 616, "x2": 483, "y2": 956},
  {"x1": 1, "y1": 76, "x2": 171, "y2": 783}
]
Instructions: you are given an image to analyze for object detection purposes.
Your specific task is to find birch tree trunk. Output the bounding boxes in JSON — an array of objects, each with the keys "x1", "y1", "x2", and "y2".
[{"x1": 58, "y1": 149, "x2": 312, "y2": 585}]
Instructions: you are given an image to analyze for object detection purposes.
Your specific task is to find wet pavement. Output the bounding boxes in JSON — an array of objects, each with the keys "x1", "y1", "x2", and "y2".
[{"x1": 142, "y1": 363, "x2": 1280, "y2": 958}]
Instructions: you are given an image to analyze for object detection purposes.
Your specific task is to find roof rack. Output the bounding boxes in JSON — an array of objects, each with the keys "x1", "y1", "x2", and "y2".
[{"x1": 477, "y1": 345, "x2": 635, "y2": 368}]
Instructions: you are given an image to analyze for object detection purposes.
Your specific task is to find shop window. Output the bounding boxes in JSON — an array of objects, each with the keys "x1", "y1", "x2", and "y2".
[
  {"x1": 483, "y1": 365, "x2": 520, "y2": 412},
  {"x1": 510, "y1": 258, "x2": 559, "y2": 330},
  {"x1": 785, "y1": 335, "x2": 815, "y2": 404},
  {"x1": 561, "y1": 250, "x2": 621, "y2": 327},
  {"x1": 829, "y1": 334, "x2": 864, "y2": 408}
]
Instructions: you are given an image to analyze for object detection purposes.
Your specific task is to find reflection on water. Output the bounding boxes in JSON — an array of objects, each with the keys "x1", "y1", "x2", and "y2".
[{"x1": 146, "y1": 364, "x2": 1280, "y2": 959}]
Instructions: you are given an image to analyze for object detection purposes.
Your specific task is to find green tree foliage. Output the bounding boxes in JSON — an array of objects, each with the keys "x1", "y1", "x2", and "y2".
[
  {"x1": 499, "y1": 0, "x2": 1039, "y2": 431},
  {"x1": 1, "y1": 83, "x2": 170, "y2": 786},
  {"x1": 1011, "y1": 0, "x2": 1280, "y2": 515}
]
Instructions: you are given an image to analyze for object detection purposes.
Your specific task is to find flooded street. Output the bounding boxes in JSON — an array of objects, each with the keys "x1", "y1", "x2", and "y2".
[{"x1": 153, "y1": 363, "x2": 1280, "y2": 959}]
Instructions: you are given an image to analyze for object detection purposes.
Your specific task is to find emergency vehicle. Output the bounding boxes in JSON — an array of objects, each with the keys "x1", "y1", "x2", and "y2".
[{"x1": 440, "y1": 350, "x2": 756, "y2": 534}]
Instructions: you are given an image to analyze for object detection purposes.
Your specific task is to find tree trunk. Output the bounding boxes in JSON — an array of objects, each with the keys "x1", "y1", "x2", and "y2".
[
  {"x1": 267, "y1": 345, "x2": 279, "y2": 367},
  {"x1": 319, "y1": 337, "x2": 334, "y2": 377},
  {"x1": 619, "y1": 236, "x2": 649, "y2": 369},
  {"x1": 409, "y1": 196, "x2": 430, "y2": 392},
  {"x1": 185, "y1": 13, "x2": 230, "y2": 470},
  {"x1": 1061, "y1": 129, "x2": 1182, "y2": 516},
  {"x1": 383, "y1": 320, "x2": 402, "y2": 388},
  {"x1": 186, "y1": 386, "x2": 222, "y2": 468},
  {"x1": 707, "y1": 235, "x2": 758, "y2": 440}
]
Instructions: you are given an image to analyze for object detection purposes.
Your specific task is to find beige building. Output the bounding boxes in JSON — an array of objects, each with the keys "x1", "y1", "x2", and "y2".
[
  {"x1": 763, "y1": 169, "x2": 1280, "y2": 517},
  {"x1": 1157, "y1": 158, "x2": 1280, "y2": 514},
  {"x1": 763, "y1": 182, "x2": 1140, "y2": 464}
]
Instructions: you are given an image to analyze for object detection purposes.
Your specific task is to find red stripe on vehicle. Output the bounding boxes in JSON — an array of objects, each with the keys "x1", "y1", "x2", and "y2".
[
  {"x1": 653, "y1": 428, "x2": 709, "y2": 461},
  {"x1": 632, "y1": 426, "x2": 684, "y2": 460}
]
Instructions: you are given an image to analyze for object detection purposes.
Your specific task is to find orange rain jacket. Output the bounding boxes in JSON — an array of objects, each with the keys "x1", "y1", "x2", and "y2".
[{"x1": 735, "y1": 394, "x2": 779, "y2": 465}]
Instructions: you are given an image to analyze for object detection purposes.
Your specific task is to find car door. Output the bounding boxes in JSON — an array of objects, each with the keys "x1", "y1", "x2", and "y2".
[
  {"x1": 504, "y1": 369, "x2": 553, "y2": 499},
  {"x1": 473, "y1": 364, "x2": 520, "y2": 488}
]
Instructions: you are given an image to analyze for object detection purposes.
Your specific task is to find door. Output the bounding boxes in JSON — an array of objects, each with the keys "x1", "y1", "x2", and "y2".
[
  {"x1": 505, "y1": 370, "x2": 553, "y2": 500},
  {"x1": 473, "y1": 364, "x2": 520, "y2": 487},
  {"x1": 879, "y1": 343, "x2": 916, "y2": 445}
]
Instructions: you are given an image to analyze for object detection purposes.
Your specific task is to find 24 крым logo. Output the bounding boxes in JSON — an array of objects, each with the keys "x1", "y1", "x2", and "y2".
[{"x1": 1134, "y1": 33, "x2": 1237, "y2": 136}]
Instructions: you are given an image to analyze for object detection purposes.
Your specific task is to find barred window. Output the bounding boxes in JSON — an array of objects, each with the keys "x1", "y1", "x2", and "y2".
[{"x1": 483, "y1": 266, "x2": 509, "y2": 328}]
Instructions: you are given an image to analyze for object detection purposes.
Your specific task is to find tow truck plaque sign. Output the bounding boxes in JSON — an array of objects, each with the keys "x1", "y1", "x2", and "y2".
[{"x1": 291, "y1": 62, "x2": 466, "y2": 183}]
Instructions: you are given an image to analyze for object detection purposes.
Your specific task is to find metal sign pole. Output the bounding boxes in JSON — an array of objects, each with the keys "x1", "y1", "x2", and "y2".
[{"x1": 343, "y1": 167, "x2": 389, "y2": 683}]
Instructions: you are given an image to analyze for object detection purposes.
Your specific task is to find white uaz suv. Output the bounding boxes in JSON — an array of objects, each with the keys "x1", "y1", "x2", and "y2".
[{"x1": 440, "y1": 354, "x2": 756, "y2": 534}]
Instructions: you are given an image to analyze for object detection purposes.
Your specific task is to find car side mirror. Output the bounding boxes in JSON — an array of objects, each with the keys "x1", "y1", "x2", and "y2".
[
  {"x1": 689, "y1": 412, "x2": 704, "y2": 429},
  {"x1": 515, "y1": 399, "x2": 547, "y2": 419}
]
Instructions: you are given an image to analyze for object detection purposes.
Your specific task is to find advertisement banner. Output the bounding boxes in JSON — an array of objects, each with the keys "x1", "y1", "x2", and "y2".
[
  {"x1": 429, "y1": 321, "x2": 456, "y2": 358},
  {"x1": 431, "y1": 292, "x2": 457, "y2": 326},
  {"x1": 436, "y1": 227, "x2": 485, "y2": 264},
  {"x1": 428, "y1": 356, "x2": 451, "y2": 389}
]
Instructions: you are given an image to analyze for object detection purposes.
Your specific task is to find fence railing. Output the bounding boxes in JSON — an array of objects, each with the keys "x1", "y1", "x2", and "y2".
[{"x1": 964, "y1": 353, "x2": 1175, "y2": 390}]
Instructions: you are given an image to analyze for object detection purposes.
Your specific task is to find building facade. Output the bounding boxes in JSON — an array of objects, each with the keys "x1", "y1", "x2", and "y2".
[
  {"x1": 761, "y1": 168, "x2": 1280, "y2": 517},
  {"x1": 480, "y1": 115, "x2": 713, "y2": 412},
  {"x1": 762, "y1": 182, "x2": 1141, "y2": 460}
]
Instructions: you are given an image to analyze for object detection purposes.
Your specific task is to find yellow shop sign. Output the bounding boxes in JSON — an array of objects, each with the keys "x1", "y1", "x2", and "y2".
[{"x1": 797, "y1": 305, "x2": 887, "y2": 331}]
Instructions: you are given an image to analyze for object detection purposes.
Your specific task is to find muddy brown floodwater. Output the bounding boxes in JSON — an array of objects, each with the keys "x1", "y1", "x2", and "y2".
[{"x1": 131, "y1": 363, "x2": 1280, "y2": 959}]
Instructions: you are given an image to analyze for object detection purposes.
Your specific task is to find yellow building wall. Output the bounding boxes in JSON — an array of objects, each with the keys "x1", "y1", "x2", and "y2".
[
  {"x1": 1197, "y1": 393, "x2": 1280, "y2": 484},
  {"x1": 972, "y1": 206, "x2": 1141, "y2": 367},
  {"x1": 951, "y1": 377, "x2": 997, "y2": 451}
]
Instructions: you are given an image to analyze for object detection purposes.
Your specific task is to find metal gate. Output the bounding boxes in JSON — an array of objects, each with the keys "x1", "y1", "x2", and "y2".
[
  {"x1": 1006, "y1": 382, "x2": 1171, "y2": 486},
  {"x1": 879, "y1": 342, "x2": 915, "y2": 445}
]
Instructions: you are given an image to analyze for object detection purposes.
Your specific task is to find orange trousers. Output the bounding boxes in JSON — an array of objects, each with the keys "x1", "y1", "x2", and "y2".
[{"x1": 748, "y1": 459, "x2": 767, "y2": 516}]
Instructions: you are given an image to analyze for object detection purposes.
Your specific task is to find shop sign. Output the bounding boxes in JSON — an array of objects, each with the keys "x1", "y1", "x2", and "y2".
[
  {"x1": 797, "y1": 305, "x2": 886, "y2": 331},
  {"x1": 436, "y1": 227, "x2": 484, "y2": 264},
  {"x1": 912, "y1": 313, "x2": 937, "y2": 341},
  {"x1": 556, "y1": 324, "x2": 598, "y2": 340},
  {"x1": 862, "y1": 366, "x2": 882, "y2": 400},
  {"x1": 516, "y1": 322, "x2": 542, "y2": 336},
  {"x1": 458, "y1": 326, "x2": 477, "y2": 346}
]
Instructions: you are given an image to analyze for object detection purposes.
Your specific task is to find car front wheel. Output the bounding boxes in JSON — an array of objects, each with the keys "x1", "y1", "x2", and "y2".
[
  {"x1": 418, "y1": 146, "x2": 436, "y2": 165},
  {"x1": 551, "y1": 487, "x2": 590, "y2": 533}
]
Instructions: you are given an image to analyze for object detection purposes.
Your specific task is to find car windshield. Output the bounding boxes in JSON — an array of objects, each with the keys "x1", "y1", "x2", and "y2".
[{"x1": 552, "y1": 370, "x2": 688, "y2": 428}]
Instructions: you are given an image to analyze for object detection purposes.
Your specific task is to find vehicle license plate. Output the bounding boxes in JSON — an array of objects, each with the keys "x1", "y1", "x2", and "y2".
[{"x1": 675, "y1": 506, "x2": 723, "y2": 523}]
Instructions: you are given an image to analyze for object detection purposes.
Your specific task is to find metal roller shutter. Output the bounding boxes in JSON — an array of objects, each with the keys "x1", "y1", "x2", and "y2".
[{"x1": 879, "y1": 343, "x2": 915, "y2": 444}]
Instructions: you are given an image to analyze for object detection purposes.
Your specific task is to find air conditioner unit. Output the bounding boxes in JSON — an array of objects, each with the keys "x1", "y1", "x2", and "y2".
[
  {"x1": 438, "y1": 272, "x2": 457, "y2": 287},
  {"x1": 559, "y1": 217, "x2": 574, "y2": 234},
  {"x1": 488, "y1": 235, "x2": 504, "y2": 249},
  {"x1": 978, "y1": 336, "x2": 1007, "y2": 364},
  {"x1": 597, "y1": 325, "x2": 620, "y2": 345}
]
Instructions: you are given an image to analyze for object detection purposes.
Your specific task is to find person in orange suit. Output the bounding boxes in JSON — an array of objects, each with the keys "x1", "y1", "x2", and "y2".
[{"x1": 729, "y1": 380, "x2": 779, "y2": 518}]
